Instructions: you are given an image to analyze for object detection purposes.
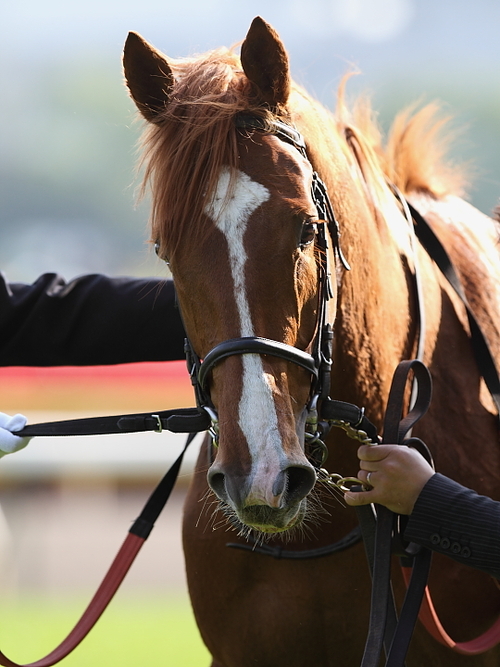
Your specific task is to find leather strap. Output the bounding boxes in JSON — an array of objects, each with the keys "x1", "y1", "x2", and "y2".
[
  {"x1": 0, "y1": 534, "x2": 145, "y2": 667},
  {"x1": 386, "y1": 549, "x2": 432, "y2": 666},
  {"x1": 14, "y1": 407, "x2": 210, "y2": 438},
  {"x1": 355, "y1": 502, "x2": 401, "y2": 661},
  {"x1": 198, "y1": 336, "x2": 317, "y2": 391},
  {"x1": 409, "y1": 202, "x2": 500, "y2": 418},
  {"x1": 401, "y1": 566, "x2": 500, "y2": 655},
  {"x1": 360, "y1": 360, "x2": 432, "y2": 667},
  {"x1": 226, "y1": 526, "x2": 362, "y2": 559},
  {"x1": 235, "y1": 114, "x2": 307, "y2": 151}
]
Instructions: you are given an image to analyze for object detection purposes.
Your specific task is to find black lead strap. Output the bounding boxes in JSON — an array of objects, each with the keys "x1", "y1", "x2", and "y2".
[
  {"x1": 129, "y1": 432, "x2": 196, "y2": 540},
  {"x1": 360, "y1": 360, "x2": 433, "y2": 667},
  {"x1": 15, "y1": 407, "x2": 210, "y2": 438},
  {"x1": 409, "y1": 201, "x2": 500, "y2": 419}
]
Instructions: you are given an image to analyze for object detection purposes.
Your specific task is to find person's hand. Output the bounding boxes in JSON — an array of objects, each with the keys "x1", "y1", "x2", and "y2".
[
  {"x1": 344, "y1": 444, "x2": 434, "y2": 514},
  {"x1": 0, "y1": 413, "x2": 31, "y2": 458}
]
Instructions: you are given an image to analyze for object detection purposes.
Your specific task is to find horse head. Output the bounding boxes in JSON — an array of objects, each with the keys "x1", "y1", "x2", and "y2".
[{"x1": 123, "y1": 18, "x2": 344, "y2": 534}]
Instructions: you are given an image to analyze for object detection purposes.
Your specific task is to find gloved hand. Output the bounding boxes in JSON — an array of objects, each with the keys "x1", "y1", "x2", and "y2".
[{"x1": 0, "y1": 413, "x2": 31, "y2": 458}]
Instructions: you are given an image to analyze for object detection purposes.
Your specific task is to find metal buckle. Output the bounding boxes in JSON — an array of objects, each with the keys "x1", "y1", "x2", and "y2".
[
  {"x1": 151, "y1": 414, "x2": 163, "y2": 433},
  {"x1": 203, "y1": 406, "x2": 219, "y2": 447}
]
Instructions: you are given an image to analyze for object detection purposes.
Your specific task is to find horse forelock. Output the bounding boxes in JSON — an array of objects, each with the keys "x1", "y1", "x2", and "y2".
[{"x1": 137, "y1": 48, "x2": 284, "y2": 258}]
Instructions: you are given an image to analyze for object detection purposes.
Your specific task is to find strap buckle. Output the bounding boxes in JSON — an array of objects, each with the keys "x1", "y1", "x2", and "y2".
[{"x1": 151, "y1": 414, "x2": 163, "y2": 433}]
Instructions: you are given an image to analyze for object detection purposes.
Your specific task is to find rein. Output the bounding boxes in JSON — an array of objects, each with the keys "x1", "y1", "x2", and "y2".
[
  {"x1": 17, "y1": 407, "x2": 210, "y2": 438},
  {"x1": 358, "y1": 360, "x2": 433, "y2": 667},
  {"x1": 5, "y1": 117, "x2": 500, "y2": 667}
]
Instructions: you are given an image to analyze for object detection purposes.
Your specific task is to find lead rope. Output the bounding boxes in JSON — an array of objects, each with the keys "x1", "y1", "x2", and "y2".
[
  {"x1": 400, "y1": 568, "x2": 500, "y2": 655},
  {"x1": 359, "y1": 360, "x2": 433, "y2": 667},
  {"x1": 0, "y1": 433, "x2": 195, "y2": 667}
]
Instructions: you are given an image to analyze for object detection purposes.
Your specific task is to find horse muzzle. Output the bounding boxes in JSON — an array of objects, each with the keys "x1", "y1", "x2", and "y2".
[
  {"x1": 190, "y1": 336, "x2": 324, "y2": 532},
  {"x1": 207, "y1": 458, "x2": 316, "y2": 533}
]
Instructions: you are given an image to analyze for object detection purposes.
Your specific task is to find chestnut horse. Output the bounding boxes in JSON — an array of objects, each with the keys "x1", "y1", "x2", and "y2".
[{"x1": 123, "y1": 17, "x2": 500, "y2": 667}]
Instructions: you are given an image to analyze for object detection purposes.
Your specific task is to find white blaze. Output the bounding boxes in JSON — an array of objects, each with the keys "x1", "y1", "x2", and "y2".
[{"x1": 204, "y1": 167, "x2": 284, "y2": 479}]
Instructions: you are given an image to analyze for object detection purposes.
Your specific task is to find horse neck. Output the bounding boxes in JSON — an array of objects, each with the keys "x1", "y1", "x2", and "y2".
[
  {"x1": 297, "y1": 108, "x2": 415, "y2": 423},
  {"x1": 334, "y1": 203, "x2": 414, "y2": 424}
]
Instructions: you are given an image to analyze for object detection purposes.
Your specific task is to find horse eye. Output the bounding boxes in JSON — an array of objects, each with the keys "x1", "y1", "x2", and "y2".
[
  {"x1": 300, "y1": 222, "x2": 317, "y2": 248},
  {"x1": 154, "y1": 241, "x2": 170, "y2": 264}
]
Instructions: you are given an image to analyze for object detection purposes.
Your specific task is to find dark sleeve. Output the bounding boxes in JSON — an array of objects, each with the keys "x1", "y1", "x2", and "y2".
[
  {"x1": 404, "y1": 473, "x2": 500, "y2": 579},
  {"x1": 0, "y1": 272, "x2": 186, "y2": 366}
]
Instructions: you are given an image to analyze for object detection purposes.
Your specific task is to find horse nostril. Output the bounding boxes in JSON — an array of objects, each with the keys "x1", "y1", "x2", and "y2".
[
  {"x1": 284, "y1": 465, "x2": 316, "y2": 503},
  {"x1": 208, "y1": 463, "x2": 316, "y2": 511},
  {"x1": 207, "y1": 470, "x2": 227, "y2": 502}
]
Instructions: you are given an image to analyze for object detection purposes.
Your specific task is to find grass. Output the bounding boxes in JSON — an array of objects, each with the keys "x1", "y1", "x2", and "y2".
[{"x1": 0, "y1": 593, "x2": 211, "y2": 666}]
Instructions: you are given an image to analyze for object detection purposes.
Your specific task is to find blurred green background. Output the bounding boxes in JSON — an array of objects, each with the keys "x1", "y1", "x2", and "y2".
[
  {"x1": 0, "y1": 596, "x2": 209, "y2": 667},
  {"x1": 1, "y1": 0, "x2": 499, "y2": 284},
  {"x1": 0, "y1": 595, "x2": 210, "y2": 666}
]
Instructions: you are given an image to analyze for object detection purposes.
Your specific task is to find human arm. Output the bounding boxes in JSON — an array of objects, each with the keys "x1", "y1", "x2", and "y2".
[
  {"x1": 404, "y1": 473, "x2": 500, "y2": 578},
  {"x1": 0, "y1": 272, "x2": 185, "y2": 366}
]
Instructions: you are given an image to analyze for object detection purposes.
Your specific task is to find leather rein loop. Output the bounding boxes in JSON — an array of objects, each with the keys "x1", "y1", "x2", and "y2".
[
  {"x1": 359, "y1": 360, "x2": 433, "y2": 667},
  {"x1": 408, "y1": 201, "x2": 500, "y2": 420}
]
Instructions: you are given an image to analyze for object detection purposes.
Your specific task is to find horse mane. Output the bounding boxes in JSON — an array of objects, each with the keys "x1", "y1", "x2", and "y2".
[
  {"x1": 494, "y1": 205, "x2": 500, "y2": 224},
  {"x1": 335, "y1": 81, "x2": 466, "y2": 200},
  {"x1": 137, "y1": 47, "x2": 281, "y2": 257},
  {"x1": 137, "y1": 49, "x2": 466, "y2": 256}
]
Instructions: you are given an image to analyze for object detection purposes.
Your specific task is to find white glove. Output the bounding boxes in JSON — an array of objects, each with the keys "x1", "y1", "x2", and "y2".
[{"x1": 0, "y1": 412, "x2": 31, "y2": 458}]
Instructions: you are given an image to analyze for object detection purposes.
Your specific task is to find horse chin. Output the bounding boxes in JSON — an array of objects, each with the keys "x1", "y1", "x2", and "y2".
[{"x1": 234, "y1": 500, "x2": 307, "y2": 535}]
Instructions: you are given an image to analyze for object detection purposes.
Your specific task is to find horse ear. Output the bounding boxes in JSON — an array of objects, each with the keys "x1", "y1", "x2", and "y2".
[
  {"x1": 240, "y1": 17, "x2": 291, "y2": 108},
  {"x1": 123, "y1": 32, "x2": 174, "y2": 122}
]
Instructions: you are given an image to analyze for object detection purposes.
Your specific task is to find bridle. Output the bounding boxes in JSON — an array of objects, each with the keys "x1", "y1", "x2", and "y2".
[{"x1": 181, "y1": 114, "x2": 354, "y2": 467}]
